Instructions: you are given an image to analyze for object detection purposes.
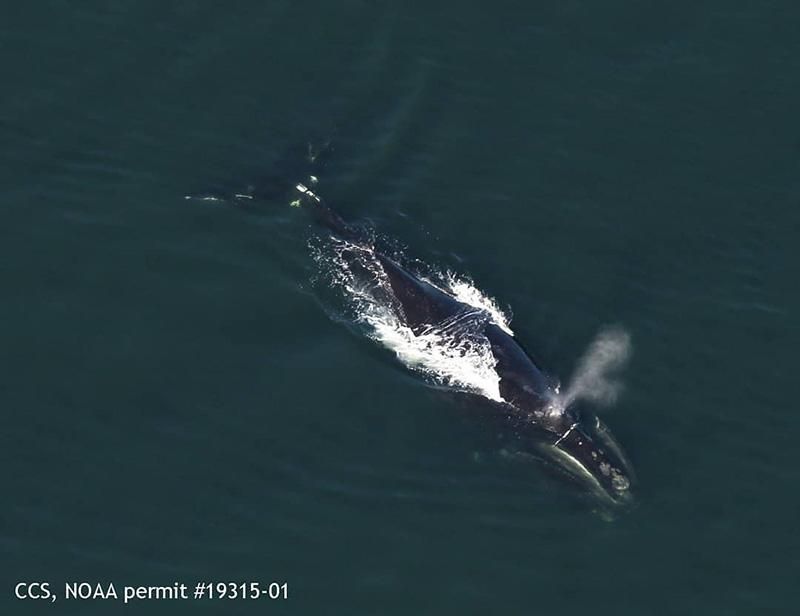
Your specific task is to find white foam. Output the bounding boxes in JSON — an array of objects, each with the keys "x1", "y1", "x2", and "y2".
[
  {"x1": 315, "y1": 239, "x2": 505, "y2": 402},
  {"x1": 367, "y1": 315, "x2": 504, "y2": 402},
  {"x1": 440, "y1": 272, "x2": 514, "y2": 335}
]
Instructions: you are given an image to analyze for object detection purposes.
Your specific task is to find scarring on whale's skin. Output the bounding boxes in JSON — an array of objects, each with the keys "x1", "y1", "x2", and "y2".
[{"x1": 290, "y1": 180, "x2": 635, "y2": 508}]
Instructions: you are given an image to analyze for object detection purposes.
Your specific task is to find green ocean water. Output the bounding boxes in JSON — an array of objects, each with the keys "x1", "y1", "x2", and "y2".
[{"x1": 2, "y1": 2, "x2": 799, "y2": 614}]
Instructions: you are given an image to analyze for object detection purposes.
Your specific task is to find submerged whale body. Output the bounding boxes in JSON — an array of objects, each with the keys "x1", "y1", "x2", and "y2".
[{"x1": 290, "y1": 180, "x2": 635, "y2": 508}]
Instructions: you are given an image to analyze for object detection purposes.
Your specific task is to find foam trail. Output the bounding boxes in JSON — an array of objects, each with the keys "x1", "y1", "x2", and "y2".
[{"x1": 561, "y1": 327, "x2": 631, "y2": 409}]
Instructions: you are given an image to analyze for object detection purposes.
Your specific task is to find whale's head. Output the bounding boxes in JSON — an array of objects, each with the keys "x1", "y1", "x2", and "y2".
[{"x1": 534, "y1": 407, "x2": 636, "y2": 508}]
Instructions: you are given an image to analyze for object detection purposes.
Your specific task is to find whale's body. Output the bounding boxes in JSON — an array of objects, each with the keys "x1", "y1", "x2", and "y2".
[
  {"x1": 189, "y1": 150, "x2": 635, "y2": 508},
  {"x1": 292, "y1": 181, "x2": 635, "y2": 507}
]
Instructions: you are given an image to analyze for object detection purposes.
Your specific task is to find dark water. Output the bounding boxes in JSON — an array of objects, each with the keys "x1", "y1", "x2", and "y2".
[{"x1": 3, "y1": 2, "x2": 799, "y2": 614}]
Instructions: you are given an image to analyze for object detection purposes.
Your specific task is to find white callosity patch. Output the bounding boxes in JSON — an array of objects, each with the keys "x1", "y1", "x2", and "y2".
[{"x1": 313, "y1": 238, "x2": 511, "y2": 403}]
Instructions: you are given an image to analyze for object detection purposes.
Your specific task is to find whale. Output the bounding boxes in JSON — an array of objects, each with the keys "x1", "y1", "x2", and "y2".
[
  {"x1": 191, "y1": 148, "x2": 635, "y2": 508},
  {"x1": 290, "y1": 180, "x2": 635, "y2": 508}
]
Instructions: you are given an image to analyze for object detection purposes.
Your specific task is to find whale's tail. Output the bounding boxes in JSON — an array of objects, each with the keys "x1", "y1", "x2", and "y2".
[
  {"x1": 186, "y1": 138, "x2": 363, "y2": 243},
  {"x1": 279, "y1": 139, "x2": 370, "y2": 245},
  {"x1": 184, "y1": 138, "x2": 334, "y2": 206},
  {"x1": 291, "y1": 180, "x2": 364, "y2": 245}
]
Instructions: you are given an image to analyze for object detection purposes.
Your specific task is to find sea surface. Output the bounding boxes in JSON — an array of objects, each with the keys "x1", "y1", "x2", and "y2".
[{"x1": 2, "y1": 2, "x2": 799, "y2": 614}]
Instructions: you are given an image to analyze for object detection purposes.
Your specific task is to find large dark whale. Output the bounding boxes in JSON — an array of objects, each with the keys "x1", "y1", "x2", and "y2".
[
  {"x1": 290, "y1": 180, "x2": 635, "y2": 507},
  {"x1": 193, "y1": 149, "x2": 635, "y2": 507}
]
